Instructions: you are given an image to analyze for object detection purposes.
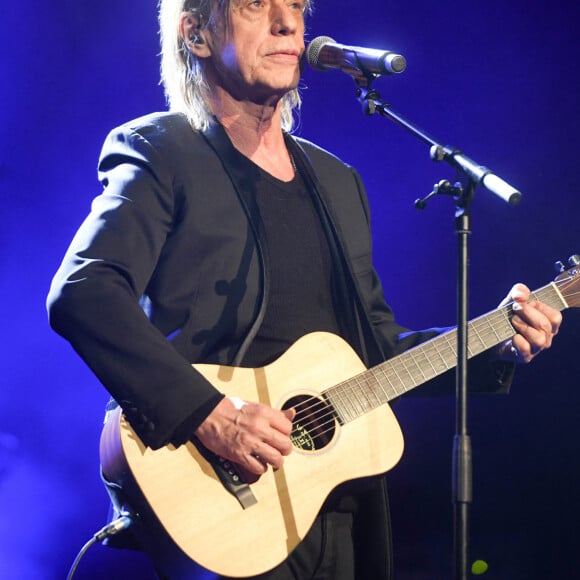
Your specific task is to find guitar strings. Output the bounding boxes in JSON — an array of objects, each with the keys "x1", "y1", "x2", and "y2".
[
  {"x1": 287, "y1": 304, "x2": 513, "y2": 439},
  {"x1": 283, "y1": 275, "x2": 578, "y2": 445},
  {"x1": 289, "y1": 309, "x2": 508, "y2": 441}
]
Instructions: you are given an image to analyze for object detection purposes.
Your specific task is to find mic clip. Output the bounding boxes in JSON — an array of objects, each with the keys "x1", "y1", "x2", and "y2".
[
  {"x1": 356, "y1": 86, "x2": 388, "y2": 116},
  {"x1": 351, "y1": 67, "x2": 380, "y2": 90},
  {"x1": 415, "y1": 180, "x2": 464, "y2": 210}
]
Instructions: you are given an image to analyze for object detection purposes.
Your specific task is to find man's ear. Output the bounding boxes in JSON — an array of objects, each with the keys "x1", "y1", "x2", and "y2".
[{"x1": 179, "y1": 11, "x2": 211, "y2": 58}]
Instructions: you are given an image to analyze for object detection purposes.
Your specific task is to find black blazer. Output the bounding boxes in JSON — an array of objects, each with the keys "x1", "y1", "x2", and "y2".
[
  {"x1": 48, "y1": 112, "x2": 511, "y2": 448},
  {"x1": 47, "y1": 112, "x2": 426, "y2": 446}
]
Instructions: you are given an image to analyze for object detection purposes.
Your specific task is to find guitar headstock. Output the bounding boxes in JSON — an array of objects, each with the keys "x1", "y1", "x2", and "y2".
[{"x1": 554, "y1": 255, "x2": 580, "y2": 308}]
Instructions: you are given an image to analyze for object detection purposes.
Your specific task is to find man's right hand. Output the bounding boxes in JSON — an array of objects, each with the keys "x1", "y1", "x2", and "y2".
[{"x1": 194, "y1": 397, "x2": 295, "y2": 478}]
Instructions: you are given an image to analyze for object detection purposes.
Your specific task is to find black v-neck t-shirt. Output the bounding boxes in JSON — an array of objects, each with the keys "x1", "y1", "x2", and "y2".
[{"x1": 241, "y1": 165, "x2": 341, "y2": 367}]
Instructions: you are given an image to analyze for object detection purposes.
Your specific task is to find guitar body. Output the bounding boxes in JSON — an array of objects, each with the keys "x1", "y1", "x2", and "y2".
[
  {"x1": 99, "y1": 261, "x2": 580, "y2": 577},
  {"x1": 100, "y1": 332, "x2": 405, "y2": 577}
]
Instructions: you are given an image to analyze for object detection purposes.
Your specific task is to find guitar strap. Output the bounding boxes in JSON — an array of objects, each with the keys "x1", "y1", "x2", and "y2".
[{"x1": 201, "y1": 123, "x2": 271, "y2": 367}]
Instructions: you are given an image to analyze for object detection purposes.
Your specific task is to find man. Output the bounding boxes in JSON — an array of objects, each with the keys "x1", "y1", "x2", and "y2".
[{"x1": 47, "y1": 0, "x2": 562, "y2": 578}]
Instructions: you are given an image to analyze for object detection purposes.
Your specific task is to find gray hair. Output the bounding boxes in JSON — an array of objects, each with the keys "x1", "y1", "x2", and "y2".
[{"x1": 158, "y1": 0, "x2": 312, "y2": 132}]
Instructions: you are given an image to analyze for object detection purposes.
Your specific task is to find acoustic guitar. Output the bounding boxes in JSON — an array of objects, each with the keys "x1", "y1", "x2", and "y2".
[{"x1": 100, "y1": 260, "x2": 579, "y2": 577}]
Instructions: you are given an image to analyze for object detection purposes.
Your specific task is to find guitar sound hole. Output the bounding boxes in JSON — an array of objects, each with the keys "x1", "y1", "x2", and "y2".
[{"x1": 283, "y1": 395, "x2": 337, "y2": 452}]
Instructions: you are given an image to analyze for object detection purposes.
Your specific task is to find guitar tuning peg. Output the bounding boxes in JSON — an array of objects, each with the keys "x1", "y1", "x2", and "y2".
[
  {"x1": 568, "y1": 255, "x2": 580, "y2": 267},
  {"x1": 554, "y1": 260, "x2": 566, "y2": 273}
]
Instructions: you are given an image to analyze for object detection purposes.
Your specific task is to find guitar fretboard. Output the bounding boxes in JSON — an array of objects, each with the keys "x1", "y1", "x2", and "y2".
[{"x1": 325, "y1": 282, "x2": 568, "y2": 424}]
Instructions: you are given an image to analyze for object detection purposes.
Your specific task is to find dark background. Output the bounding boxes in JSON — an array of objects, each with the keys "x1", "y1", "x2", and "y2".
[{"x1": 1, "y1": 1, "x2": 579, "y2": 578}]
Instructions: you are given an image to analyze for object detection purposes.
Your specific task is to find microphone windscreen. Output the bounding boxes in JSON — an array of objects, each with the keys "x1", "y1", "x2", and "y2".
[{"x1": 306, "y1": 36, "x2": 335, "y2": 70}]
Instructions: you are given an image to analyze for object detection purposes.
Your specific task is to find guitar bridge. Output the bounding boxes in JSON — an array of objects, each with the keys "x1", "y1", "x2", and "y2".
[{"x1": 199, "y1": 447, "x2": 258, "y2": 510}]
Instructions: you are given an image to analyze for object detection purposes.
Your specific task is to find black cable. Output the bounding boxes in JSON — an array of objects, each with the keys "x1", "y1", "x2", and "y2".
[{"x1": 66, "y1": 514, "x2": 133, "y2": 580}]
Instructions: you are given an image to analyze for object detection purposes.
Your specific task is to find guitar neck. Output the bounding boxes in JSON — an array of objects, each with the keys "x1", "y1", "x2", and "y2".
[{"x1": 326, "y1": 281, "x2": 569, "y2": 424}]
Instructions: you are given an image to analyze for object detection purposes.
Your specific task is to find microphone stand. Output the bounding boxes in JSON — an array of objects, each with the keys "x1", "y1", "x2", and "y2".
[{"x1": 352, "y1": 79, "x2": 521, "y2": 580}]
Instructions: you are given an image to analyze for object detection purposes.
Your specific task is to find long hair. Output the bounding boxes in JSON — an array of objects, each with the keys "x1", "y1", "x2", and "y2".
[{"x1": 158, "y1": 0, "x2": 312, "y2": 132}]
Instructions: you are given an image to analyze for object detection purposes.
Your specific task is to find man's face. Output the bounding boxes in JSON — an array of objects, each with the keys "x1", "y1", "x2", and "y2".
[{"x1": 208, "y1": 0, "x2": 305, "y2": 104}]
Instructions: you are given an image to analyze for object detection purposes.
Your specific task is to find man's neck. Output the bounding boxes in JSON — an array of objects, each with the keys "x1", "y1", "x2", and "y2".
[{"x1": 211, "y1": 88, "x2": 295, "y2": 181}]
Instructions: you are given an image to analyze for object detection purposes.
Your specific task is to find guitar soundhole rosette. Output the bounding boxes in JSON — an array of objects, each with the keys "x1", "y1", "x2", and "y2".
[{"x1": 283, "y1": 394, "x2": 337, "y2": 452}]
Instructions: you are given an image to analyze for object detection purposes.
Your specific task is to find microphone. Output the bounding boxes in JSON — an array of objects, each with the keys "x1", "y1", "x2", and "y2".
[{"x1": 306, "y1": 36, "x2": 406, "y2": 77}]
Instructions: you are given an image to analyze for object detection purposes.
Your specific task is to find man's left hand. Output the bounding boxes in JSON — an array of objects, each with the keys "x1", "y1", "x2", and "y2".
[{"x1": 495, "y1": 283, "x2": 562, "y2": 364}]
